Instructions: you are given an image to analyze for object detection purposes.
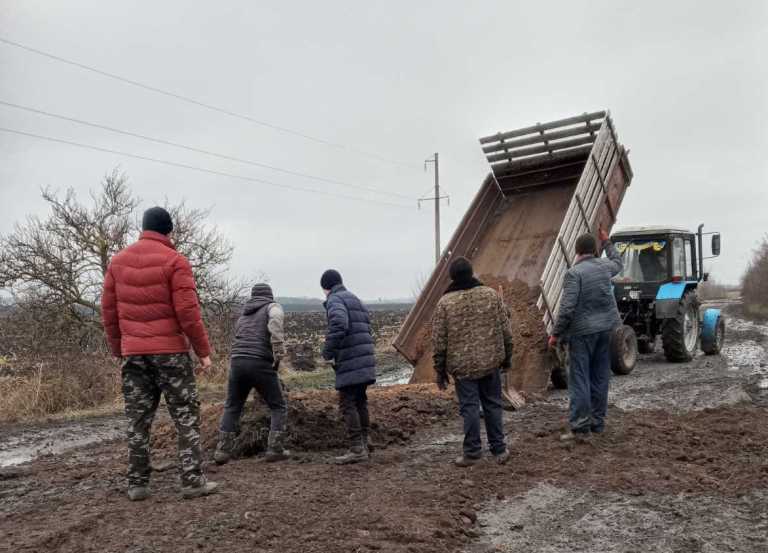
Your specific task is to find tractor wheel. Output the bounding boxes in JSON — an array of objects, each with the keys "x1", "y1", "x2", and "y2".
[
  {"x1": 701, "y1": 314, "x2": 725, "y2": 355},
  {"x1": 662, "y1": 290, "x2": 700, "y2": 362},
  {"x1": 611, "y1": 325, "x2": 638, "y2": 375},
  {"x1": 638, "y1": 337, "x2": 656, "y2": 354}
]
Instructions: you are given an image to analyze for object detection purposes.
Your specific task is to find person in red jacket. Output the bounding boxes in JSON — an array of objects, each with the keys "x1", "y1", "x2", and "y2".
[{"x1": 101, "y1": 207, "x2": 219, "y2": 501}]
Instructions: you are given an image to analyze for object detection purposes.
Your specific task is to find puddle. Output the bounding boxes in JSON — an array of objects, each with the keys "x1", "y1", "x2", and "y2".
[
  {"x1": 0, "y1": 418, "x2": 124, "y2": 468},
  {"x1": 375, "y1": 364, "x2": 413, "y2": 387}
]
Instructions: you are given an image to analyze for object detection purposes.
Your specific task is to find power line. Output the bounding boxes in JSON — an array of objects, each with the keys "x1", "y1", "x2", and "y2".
[
  {"x1": 0, "y1": 36, "x2": 422, "y2": 170},
  {"x1": 0, "y1": 126, "x2": 413, "y2": 209},
  {"x1": 0, "y1": 99, "x2": 414, "y2": 201}
]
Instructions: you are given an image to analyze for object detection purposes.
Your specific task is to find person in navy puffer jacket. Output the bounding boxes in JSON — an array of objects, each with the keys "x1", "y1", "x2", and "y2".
[{"x1": 320, "y1": 269, "x2": 376, "y2": 464}]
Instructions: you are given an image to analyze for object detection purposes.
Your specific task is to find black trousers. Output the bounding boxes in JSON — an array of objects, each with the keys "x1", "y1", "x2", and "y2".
[
  {"x1": 220, "y1": 357, "x2": 287, "y2": 434},
  {"x1": 338, "y1": 383, "x2": 370, "y2": 445}
]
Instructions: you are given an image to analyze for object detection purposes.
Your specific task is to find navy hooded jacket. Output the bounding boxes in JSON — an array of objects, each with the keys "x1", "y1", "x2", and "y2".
[{"x1": 322, "y1": 284, "x2": 376, "y2": 389}]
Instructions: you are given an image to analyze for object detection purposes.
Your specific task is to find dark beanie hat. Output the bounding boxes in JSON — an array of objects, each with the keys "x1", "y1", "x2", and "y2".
[
  {"x1": 320, "y1": 269, "x2": 343, "y2": 290},
  {"x1": 251, "y1": 283, "x2": 274, "y2": 300},
  {"x1": 142, "y1": 207, "x2": 174, "y2": 235},
  {"x1": 449, "y1": 256, "x2": 473, "y2": 282}
]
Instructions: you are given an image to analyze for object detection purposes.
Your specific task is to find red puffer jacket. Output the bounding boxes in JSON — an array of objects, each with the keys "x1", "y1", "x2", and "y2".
[{"x1": 101, "y1": 231, "x2": 211, "y2": 358}]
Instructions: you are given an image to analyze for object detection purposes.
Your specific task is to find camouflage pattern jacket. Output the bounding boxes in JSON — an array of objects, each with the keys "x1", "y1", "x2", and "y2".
[{"x1": 432, "y1": 284, "x2": 513, "y2": 380}]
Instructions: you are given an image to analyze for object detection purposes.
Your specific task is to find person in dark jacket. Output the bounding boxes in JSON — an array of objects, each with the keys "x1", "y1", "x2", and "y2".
[
  {"x1": 549, "y1": 227, "x2": 623, "y2": 441},
  {"x1": 101, "y1": 206, "x2": 218, "y2": 501},
  {"x1": 320, "y1": 269, "x2": 376, "y2": 464},
  {"x1": 214, "y1": 283, "x2": 289, "y2": 464}
]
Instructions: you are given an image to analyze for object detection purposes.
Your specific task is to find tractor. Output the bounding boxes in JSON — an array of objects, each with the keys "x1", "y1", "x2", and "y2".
[{"x1": 608, "y1": 224, "x2": 725, "y2": 375}]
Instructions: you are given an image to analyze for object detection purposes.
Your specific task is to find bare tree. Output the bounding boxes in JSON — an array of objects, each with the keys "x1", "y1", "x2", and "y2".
[{"x1": 0, "y1": 169, "x2": 239, "y2": 354}]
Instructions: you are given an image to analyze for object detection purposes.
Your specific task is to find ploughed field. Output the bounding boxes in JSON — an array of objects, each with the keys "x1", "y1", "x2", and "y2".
[{"x1": 1, "y1": 302, "x2": 768, "y2": 552}]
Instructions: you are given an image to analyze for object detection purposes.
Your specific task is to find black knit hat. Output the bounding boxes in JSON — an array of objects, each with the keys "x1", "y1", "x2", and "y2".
[
  {"x1": 142, "y1": 207, "x2": 174, "y2": 235},
  {"x1": 251, "y1": 283, "x2": 274, "y2": 300},
  {"x1": 449, "y1": 256, "x2": 473, "y2": 282},
  {"x1": 320, "y1": 269, "x2": 343, "y2": 290}
]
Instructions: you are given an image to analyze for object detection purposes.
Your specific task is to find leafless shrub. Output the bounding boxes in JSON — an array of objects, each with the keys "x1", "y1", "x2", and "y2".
[{"x1": 742, "y1": 236, "x2": 768, "y2": 318}]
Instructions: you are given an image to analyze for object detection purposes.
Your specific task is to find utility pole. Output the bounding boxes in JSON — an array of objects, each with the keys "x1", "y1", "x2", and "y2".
[{"x1": 420, "y1": 153, "x2": 449, "y2": 265}]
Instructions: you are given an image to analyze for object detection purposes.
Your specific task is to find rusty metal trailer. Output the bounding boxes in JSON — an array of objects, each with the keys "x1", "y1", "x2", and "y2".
[{"x1": 394, "y1": 110, "x2": 634, "y2": 391}]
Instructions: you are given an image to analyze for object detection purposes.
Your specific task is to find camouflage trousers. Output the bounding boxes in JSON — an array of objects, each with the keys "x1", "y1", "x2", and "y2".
[{"x1": 121, "y1": 353, "x2": 203, "y2": 488}]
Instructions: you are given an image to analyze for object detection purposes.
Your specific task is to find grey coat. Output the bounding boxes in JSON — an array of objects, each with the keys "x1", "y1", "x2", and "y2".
[{"x1": 552, "y1": 241, "x2": 623, "y2": 338}]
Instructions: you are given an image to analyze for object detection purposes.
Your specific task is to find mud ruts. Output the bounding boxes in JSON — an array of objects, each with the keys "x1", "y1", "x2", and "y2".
[{"x1": 122, "y1": 353, "x2": 203, "y2": 487}]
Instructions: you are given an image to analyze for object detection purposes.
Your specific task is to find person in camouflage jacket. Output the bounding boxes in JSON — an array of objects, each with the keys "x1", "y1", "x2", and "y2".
[{"x1": 432, "y1": 256, "x2": 512, "y2": 467}]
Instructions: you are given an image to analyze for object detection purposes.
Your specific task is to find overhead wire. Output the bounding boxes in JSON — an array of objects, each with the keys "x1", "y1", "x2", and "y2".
[
  {"x1": 0, "y1": 126, "x2": 412, "y2": 209},
  {"x1": 0, "y1": 36, "x2": 422, "y2": 170},
  {"x1": 0, "y1": 99, "x2": 414, "y2": 201}
]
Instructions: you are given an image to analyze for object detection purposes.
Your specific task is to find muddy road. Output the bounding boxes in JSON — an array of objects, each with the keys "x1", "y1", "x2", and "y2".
[{"x1": 1, "y1": 303, "x2": 767, "y2": 552}]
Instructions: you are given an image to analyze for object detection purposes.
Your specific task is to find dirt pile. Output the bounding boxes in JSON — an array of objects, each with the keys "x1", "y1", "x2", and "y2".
[
  {"x1": 481, "y1": 276, "x2": 551, "y2": 393},
  {"x1": 151, "y1": 384, "x2": 456, "y2": 457}
]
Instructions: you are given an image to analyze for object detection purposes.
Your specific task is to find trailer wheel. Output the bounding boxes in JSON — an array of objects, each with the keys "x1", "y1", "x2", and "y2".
[
  {"x1": 550, "y1": 366, "x2": 568, "y2": 389},
  {"x1": 638, "y1": 337, "x2": 656, "y2": 354},
  {"x1": 611, "y1": 325, "x2": 638, "y2": 375},
  {"x1": 550, "y1": 346, "x2": 568, "y2": 389},
  {"x1": 662, "y1": 290, "x2": 700, "y2": 362}
]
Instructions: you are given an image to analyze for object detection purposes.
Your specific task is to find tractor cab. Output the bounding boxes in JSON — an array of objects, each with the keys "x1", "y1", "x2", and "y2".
[{"x1": 605, "y1": 225, "x2": 723, "y2": 375}]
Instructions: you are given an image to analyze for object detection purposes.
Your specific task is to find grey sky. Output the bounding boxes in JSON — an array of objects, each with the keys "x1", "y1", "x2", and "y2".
[{"x1": 1, "y1": 1, "x2": 766, "y2": 299}]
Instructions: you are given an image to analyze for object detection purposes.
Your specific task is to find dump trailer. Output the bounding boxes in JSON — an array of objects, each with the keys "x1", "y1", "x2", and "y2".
[{"x1": 394, "y1": 110, "x2": 634, "y2": 394}]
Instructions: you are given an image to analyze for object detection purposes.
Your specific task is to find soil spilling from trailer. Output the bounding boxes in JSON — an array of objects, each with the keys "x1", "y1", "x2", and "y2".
[
  {"x1": 410, "y1": 278, "x2": 551, "y2": 394},
  {"x1": 151, "y1": 384, "x2": 457, "y2": 458},
  {"x1": 481, "y1": 276, "x2": 551, "y2": 394}
]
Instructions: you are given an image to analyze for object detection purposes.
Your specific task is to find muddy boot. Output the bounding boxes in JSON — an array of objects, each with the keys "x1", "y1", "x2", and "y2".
[
  {"x1": 559, "y1": 430, "x2": 591, "y2": 444},
  {"x1": 454, "y1": 455, "x2": 481, "y2": 467},
  {"x1": 127, "y1": 486, "x2": 150, "y2": 502},
  {"x1": 181, "y1": 478, "x2": 220, "y2": 500},
  {"x1": 264, "y1": 430, "x2": 290, "y2": 463},
  {"x1": 493, "y1": 449, "x2": 510, "y2": 465},
  {"x1": 334, "y1": 440, "x2": 369, "y2": 465},
  {"x1": 214, "y1": 431, "x2": 237, "y2": 465}
]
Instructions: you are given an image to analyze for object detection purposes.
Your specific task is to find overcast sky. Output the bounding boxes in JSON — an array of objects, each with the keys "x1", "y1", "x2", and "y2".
[{"x1": 1, "y1": 1, "x2": 766, "y2": 299}]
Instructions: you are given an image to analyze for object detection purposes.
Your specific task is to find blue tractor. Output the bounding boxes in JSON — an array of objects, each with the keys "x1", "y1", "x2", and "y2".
[{"x1": 607, "y1": 224, "x2": 725, "y2": 375}]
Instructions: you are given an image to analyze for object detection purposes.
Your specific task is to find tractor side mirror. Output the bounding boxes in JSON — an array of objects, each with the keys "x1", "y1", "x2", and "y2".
[{"x1": 711, "y1": 234, "x2": 721, "y2": 256}]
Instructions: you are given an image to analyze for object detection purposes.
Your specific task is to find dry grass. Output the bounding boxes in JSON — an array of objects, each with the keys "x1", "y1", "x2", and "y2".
[
  {"x1": 0, "y1": 354, "x2": 122, "y2": 423},
  {"x1": 742, "y1": 236, "x2": 768, "y2": 319}
]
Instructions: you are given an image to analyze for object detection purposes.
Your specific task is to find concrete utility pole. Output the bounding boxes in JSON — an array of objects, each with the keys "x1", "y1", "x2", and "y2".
[{"x1": 420, "y1": 153, "x2": 449, "y2": 265}]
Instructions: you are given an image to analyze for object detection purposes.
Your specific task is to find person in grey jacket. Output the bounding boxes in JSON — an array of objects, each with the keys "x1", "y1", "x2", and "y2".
[
  {"x1": 549, "y1": 227, "x2": 623, "y2": 441},
  {"x1": 214, "y1": 283, "x2": 289, "y2": 464}
]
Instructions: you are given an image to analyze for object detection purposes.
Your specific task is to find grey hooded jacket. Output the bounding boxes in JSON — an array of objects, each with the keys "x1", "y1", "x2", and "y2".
[{"x1": 552, "y1": 240, "x2": 623, "y2": 339}]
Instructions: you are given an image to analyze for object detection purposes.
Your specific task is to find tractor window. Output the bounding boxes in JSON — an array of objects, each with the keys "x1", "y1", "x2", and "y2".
[
  {"x1": 613, "y1": 240, "x2": 668, "y2": 283},
  {"x1": 684, "y1": 239, "x2": 695, "y2": 279},
  {"x1": 672, "y1": 237, "x2": 686, "y2": 279}
]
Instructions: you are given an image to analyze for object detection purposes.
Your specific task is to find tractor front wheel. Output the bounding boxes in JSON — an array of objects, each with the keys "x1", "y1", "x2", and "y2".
[
  {"x1": 662, "y1": 290, "x2": 700, "y2": 362},
  {"x1": 611, "y1": 325, "x2": 638, "y2": 375}
]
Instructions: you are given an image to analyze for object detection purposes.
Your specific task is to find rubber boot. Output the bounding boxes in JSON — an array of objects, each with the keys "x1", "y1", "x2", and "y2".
[
  {"x1": 334, "y1": 438, "x2": 369, "y2": 465},
  {"x1": 181, "y1": 477, "x2": 220, "y2": 500},
  {"x1": 264, "y1": 430, "x2": 290, "y2": 462},
  {"x1": 214, "y1": 431, "x2": 237, "y2": 465}
]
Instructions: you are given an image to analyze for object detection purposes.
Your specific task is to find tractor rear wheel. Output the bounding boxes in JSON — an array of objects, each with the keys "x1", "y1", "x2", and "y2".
[
  {"x1": 662, "y1": 290, "x2": 700, "y2": 362},
  {"x1": 611, "y1": 325, "x2": 638, "y2": 375}
]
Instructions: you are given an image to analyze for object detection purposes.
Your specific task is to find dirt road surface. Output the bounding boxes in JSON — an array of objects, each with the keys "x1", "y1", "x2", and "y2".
[{"x1": 1, "y1": 303, "x2": 767, "y2": 552}]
